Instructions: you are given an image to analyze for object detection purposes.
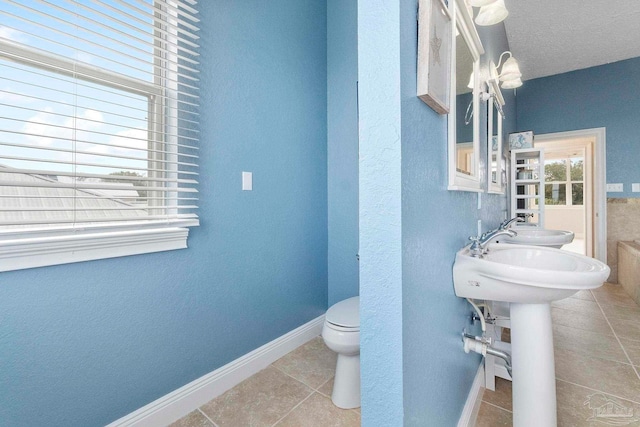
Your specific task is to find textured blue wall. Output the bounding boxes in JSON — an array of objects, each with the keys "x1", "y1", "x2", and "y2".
[
  {"x1": 327, "y1": 0, "x2": 359, "y2": 306},
  {"x1": 516, "y1": 56, "x2": 640, "y2": 198},
  {"x1": 0, "y1": 1, "x2": 328, "y2": 426},
  {"x1": 357, "y1": 0, "x2": 405, "y2": 424}
]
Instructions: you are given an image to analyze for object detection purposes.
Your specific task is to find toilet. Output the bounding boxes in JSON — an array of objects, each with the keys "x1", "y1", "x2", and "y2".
[{"x1": 322, "y1": 296, "x2": 360, "y2": 409}]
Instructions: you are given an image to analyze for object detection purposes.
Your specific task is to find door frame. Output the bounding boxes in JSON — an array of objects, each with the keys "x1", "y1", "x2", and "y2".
[{"x1": 534, "y1": 127, "x2": 607, "y2": 262}]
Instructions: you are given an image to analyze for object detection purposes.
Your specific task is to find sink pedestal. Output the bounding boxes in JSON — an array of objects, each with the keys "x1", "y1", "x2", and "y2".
[{"x1": 510, "y1": 302, "x2": 557, "y2": 427}]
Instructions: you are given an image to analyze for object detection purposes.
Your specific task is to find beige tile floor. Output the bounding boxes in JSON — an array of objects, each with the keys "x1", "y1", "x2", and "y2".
[
  {"x1": 477, "y1": 283, "x2": 640, "y2": 426},
  {"x1": 169, "y1": 337, "x2": 360, "y2": 427}
]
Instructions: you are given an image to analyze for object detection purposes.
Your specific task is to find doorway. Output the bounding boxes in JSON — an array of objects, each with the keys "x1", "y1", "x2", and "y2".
[{"x1": 534, "y1": 128, "x2": 606, "y2": 262}]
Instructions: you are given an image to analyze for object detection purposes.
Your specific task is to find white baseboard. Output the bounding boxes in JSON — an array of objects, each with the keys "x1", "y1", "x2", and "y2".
[
  {"x1": 106, "y1": 315, "x2": 325, "y2": 427},
  {"x1": 457, "y1": 362, "x2": 486, "y2": 427}
]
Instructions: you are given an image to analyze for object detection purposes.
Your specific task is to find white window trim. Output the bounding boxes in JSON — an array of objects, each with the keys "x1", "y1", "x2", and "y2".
[{"x1": 0, "y1": 227, "x2": 191, "y2": 272}]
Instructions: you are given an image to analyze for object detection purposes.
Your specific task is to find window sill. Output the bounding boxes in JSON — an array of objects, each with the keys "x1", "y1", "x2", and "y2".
[{"x1": 0, "y1": 227, "x2": 192, "y2": 272}]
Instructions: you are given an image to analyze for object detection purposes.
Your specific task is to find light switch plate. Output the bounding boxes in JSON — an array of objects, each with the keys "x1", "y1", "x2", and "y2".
[
  {"x1": 242, "y1": 171, "x2": 252, "y2": 191},
  {"x1": 606, "y1": 183, "x2": 623, "y2": 192}
]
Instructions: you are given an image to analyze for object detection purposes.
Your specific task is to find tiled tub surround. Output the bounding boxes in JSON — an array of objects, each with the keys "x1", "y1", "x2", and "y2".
[
  {"x1": 618, "y1": 241, "x2": 640, "y2": 306},
  {"x1": 476, "y1": 283, "x2": 640, "y2": 426},
  {"x1": 169, "y1": 337, "x2": 360, "y2": 427},
  {"x1": 607, "y1": 198, "x2": 640, "y2": 283}
]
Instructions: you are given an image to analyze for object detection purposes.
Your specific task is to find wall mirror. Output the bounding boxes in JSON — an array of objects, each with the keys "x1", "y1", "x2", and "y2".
[
  {"x1": 448, "y1": 0, "x2": 484, "y2": 192},
  {"x1": 487, "y1": 76, "x2": 505, "y2": 194}
]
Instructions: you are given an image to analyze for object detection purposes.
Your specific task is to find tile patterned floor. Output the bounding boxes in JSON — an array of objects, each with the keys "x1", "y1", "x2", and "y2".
[
  {"x1": 169, "y1": 337, "x2": 360, "y2": 427},
  {"x1": 477, "y1": 283, "x2": 640, "y2": 426}
]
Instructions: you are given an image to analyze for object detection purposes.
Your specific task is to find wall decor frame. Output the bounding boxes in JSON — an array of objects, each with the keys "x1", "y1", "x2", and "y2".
[{"x1": 417, "y1": 0, "x2": 452, "y2": 114}]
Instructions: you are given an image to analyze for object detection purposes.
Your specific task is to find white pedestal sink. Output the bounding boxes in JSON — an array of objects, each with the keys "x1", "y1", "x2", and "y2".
[
  {"x1": 495, "y1": 228, "x2": 574, "y2": 249},
  {"x1": 453, "y1": 243, "x2": 609, "y2": 427}
]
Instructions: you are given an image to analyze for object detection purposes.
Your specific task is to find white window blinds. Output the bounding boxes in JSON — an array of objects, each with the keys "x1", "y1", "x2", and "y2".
[{"x1": 0, "y1": 0, "x2": 200, "y2": 236}]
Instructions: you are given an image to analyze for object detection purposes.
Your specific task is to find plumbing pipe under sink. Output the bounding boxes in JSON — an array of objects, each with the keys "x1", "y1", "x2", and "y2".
[{"x1": 462, "y1": 333, "x2": 512, "y2": 377}]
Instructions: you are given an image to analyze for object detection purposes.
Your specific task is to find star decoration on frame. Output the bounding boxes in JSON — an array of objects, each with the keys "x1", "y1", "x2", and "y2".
[{"x1": 431, "y1": 25, "x2": 442, "y2": 65}]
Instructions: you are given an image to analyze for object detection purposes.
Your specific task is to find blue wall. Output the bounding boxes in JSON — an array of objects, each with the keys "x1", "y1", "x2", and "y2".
[
  {"x1": 327, "y1": 0, "x2": 359, "y2": 306},
  {"x1": 0, "y1": 1, "x2": 328, "y2": 426},
  {"x1": 357, "y1": 0, "x2": 405, "y2": 423},
  {"x1": 516, "y1": 56, "x2": 640, "y2": 198}
]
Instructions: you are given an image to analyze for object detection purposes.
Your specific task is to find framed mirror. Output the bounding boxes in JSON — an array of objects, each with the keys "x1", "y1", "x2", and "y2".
[
  {"x1": 448, "y1": 0, "x2": 484, "y2": 191},
  {"x1": 487, "y1": 76, "x2": 505, "y2": 194}
]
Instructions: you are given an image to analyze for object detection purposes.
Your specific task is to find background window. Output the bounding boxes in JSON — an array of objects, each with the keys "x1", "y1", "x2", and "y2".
[{"x1": 544, "y1": 157, "x2": 583, "y2": 206}]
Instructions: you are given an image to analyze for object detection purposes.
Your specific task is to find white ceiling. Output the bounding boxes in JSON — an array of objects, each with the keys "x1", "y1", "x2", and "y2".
[{"x1": 503, "y1": 0, "x2": 640, "y2": 81}]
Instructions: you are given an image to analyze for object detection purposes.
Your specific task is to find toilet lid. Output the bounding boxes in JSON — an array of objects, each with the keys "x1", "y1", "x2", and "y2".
[{"x1": 326, "y1": 296, "x2": 359, "y2": 328}]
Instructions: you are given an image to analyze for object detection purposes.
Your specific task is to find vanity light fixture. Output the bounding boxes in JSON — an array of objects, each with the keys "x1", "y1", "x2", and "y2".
[
  {"x1": 469, "y1": 0, "x2": 509, "y2": 26},
  {"x1": 490, "y1": 51, "x2": 523, "y2": 89},
  {"x1": 497, "y1": 51, "x2": 521, "y2": 81}
]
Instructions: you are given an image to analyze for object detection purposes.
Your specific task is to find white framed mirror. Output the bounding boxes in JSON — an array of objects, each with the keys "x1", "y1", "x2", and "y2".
[
  {"x1": 448, "y1": 0, "x2": 484, "y2": 192},
  {"x1": 487, "y1": 75, "x2": 505, "y2": 194}
]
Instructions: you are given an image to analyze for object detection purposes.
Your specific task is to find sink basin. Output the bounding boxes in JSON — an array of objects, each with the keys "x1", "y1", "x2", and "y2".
[
  {"x1": 453, "y1": 243, "x2": 609, "y2": 426},
  {"x1": 494, "y1": 228, "x2": 574, "y2": 249},
  {"x1": 453, "y1": 243, "x2": 609, "y2": 303}
]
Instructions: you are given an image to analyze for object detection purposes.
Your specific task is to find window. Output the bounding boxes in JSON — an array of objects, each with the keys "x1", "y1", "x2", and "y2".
[
  {"x1": 0, "y1": 1, "x2": 200, "y2": 271},
  {"x1": 544, "y1": 157, "x2": 584, "y2": 206}
]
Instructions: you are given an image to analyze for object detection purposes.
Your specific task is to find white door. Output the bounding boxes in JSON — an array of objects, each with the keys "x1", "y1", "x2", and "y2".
[{"x1": 534, "y1": 128, "x2": 606, "y2": 261}]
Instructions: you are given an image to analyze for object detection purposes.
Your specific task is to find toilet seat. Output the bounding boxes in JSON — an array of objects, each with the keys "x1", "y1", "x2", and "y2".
[
  {"x1": 325, "y1": 296, "x2": 359, "y2": 330},
  {"x1": 325, "y1": 322, "x2": 359, "y2": 332}
]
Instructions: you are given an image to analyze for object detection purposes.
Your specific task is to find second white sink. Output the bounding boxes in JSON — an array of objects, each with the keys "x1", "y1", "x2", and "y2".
[{"x1": 495, "y1": 228, "x2": 574, "y2": 249}]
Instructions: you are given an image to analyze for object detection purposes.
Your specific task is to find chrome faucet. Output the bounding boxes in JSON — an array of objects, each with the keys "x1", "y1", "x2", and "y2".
[
  {"x1": 499, "y1": 216, "x2": 525, "y2": 230},
  {"x1": 469, "y1": 228, "x2": 518, "y2": 257}
]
